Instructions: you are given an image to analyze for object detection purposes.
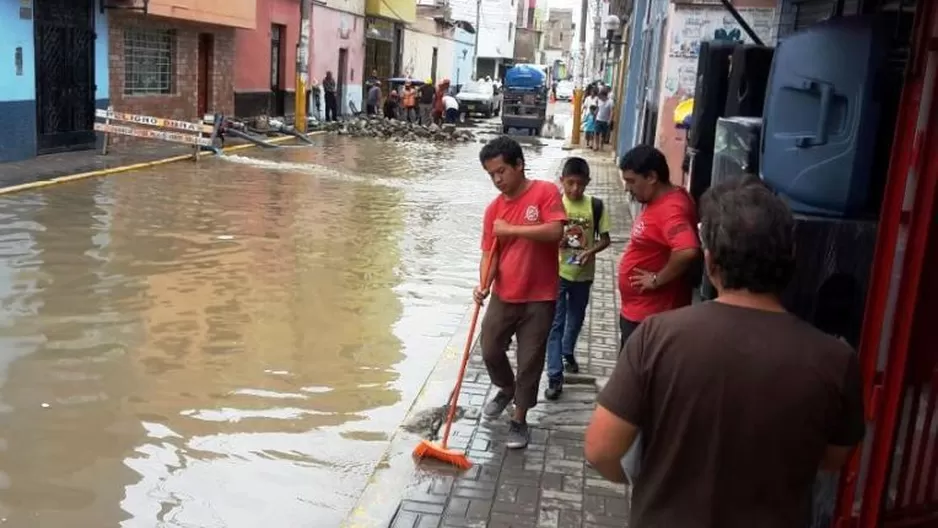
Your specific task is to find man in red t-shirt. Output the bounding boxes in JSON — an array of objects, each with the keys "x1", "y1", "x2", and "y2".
[
  {"x1": 474, "y1": 135, "x2": 566, "y2": 449},
  {"x1": 617, "y1": 145, "x2": 700, "y2": 351}
]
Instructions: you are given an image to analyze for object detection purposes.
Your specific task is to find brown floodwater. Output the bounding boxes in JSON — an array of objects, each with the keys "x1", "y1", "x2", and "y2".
[{"x1": 0, "y1": 134, "x2": 567, "y2": 527}]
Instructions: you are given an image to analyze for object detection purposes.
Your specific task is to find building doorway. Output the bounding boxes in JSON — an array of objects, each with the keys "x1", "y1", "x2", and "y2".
[
  {"x1": 197, "y1": 33, "x2": 214, "y2": 117},
  {"x1": 270, "y1": 24, "x2": 286, "y2": 116},
  {"x1": 33, "y1": 0, "x2": 96, "y2": 154},
  {"x1": 337, "y1": 48, "x2": 349, "y2": 115}
]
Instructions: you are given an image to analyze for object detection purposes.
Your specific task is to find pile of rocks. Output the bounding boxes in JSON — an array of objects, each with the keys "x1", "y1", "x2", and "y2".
[{"x1": 314, "y1": 117, "x2": 476, "y2": 143}]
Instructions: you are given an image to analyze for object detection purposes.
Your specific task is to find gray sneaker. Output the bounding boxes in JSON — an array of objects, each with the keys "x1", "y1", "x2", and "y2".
[
  {"x1": 483, "y1": 390, "x2": 513, "y2": 418},
  {"x1": 506, "y1": 420, "x2": 529, "y2": 449}
]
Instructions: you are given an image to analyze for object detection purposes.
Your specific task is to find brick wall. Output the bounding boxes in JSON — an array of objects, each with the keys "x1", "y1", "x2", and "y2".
[{"x1": 108, "y1": 12, "x2": 235, "y2": 145}]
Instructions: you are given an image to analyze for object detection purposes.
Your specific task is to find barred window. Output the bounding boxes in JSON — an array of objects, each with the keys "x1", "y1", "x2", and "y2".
[{"x1": 124, "y1": 29, "x2": 176, "y2": 96}]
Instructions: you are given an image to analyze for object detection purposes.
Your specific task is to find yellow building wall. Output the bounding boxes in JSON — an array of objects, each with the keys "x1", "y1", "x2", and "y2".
[{"x1": 365, "y1": 0, "x2": 415, "y2": 23}]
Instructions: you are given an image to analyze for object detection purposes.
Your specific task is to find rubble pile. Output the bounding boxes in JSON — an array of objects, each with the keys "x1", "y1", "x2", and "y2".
[{"x1": 315, "y1": 118, "x2": 476, "y2": 143}]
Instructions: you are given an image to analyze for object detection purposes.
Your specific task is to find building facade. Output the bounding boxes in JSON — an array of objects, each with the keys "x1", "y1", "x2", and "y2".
[
  {"x1": 401, "y1": 9, "x2": 455, "y2": 84},
  {"x1": 312, "y1": 0, "x2": 366, "y2": 116},
  {"x1": 234, "y1": 0, "x2": 304, "y2": 118},
  {"x1": 0, "y1": 0, "x2": 109, "y2": 163},
  {"x1": 107, "y1": 0, "x2": 255, "y2": 144},
  {"x1": 452, "y1": 27, "x2": 475, "y2": 87},
  {"x1": 450, "y1": 0, "x2": 518, "y2": 79},
  {"x1": 364, "y1": 0, "x2": 415, "y2": 85}
]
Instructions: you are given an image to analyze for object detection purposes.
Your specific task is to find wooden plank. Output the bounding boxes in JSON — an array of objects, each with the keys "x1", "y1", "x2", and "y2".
[
  {"x1": 94, "y1": 108, "x2": 213, "y2": 133},
  {"x1": 93, "y1": 122, "x2": 213, "y2": 147}
]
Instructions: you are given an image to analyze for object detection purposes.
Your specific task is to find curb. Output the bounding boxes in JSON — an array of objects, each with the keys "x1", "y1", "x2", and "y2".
[
  {"x1": 342, "y1": 300, "x2": 486, "y2": 528},
  {"x1": 0, "y1": 132, "x2": 323, "y2": 197}
]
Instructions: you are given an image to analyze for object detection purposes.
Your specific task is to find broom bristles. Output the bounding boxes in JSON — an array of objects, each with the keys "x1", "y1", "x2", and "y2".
[{"x1": 413, "y1": 438, "x2": 473, "y2": 470}]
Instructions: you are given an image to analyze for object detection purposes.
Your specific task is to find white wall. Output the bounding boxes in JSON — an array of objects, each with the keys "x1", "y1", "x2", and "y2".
[
  {"x1": 401, "y1": 28, "x2": 455, "y2": 82},
  {"x1": 449, "y1": 0, "x2": 518, "y2": 59},
  {"x1": 329, "y1": 0, "x2": 365, "y2": 15}
]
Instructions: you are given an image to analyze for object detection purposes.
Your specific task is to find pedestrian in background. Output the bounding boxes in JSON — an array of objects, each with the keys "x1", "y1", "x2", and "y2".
[
  {"x1": 366, "y1": 81, "x2": 382, "y2": 116},
  {"x1": 585, "y1": 178, "x2": 865, "y2": 527},
  {"x1": 383, "y1": 90, "x2": 400, "y2": 120},
  {"x1": 323, "y1": 71, "x2": 338, "y2": 121},
  {"x1": 595, "y1": 89, "x2": 615, "y2": 151},
  {"x1": 401, "y1": 80, "x2": 418, "y2": 123},
  {"x1": 544, "y1": 157, "x2": 610, "y2": 401},
  {"x1": 474, "y1": 135, "x2": 566, "y2": 449},
  {"x1": 418, "y1": 79, "x2": 435, "y2": 125},
  {"x1": 616, "y1": 145, "x2": 700, "y2": 350},
  {"x1": 443, "y1": 91, "x2": 460, "y2": 124},
  {"x1": 432, "y1": 79, "x2": 451, "y2": 125}
]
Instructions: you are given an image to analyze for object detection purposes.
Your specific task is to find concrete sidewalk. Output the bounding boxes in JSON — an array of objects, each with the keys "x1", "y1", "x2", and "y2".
[{"x1": 385, "y1": 153, "x2": 634, "y2": 528}]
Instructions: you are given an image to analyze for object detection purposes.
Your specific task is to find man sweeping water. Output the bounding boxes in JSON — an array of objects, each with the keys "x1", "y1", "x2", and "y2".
[{"x1": 474, "y1": 135, "x2": 566, "y2": 449}]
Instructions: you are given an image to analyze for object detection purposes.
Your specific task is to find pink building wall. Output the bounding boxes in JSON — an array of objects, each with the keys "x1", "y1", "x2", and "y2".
[
  {"x1": 310, "y1": 5, "x2": 366, "y2": 114},
  {"x1": 234, "y1": 0, "x2": 300, "y2": 92}
]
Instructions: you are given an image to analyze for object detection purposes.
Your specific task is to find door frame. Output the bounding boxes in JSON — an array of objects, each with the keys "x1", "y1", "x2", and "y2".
[
  {"x1": 270, "y1": 23, "x2": 286, "y2": 116},
  {"x1": 337, "y1": 47, "x2": 349, "y2": 116},
  {"x1": 33, "y1": 0, "x2": 97, "y2": 155},
  {"x1": 197, "y1": 33, "x2": 214, "y2": 117}
]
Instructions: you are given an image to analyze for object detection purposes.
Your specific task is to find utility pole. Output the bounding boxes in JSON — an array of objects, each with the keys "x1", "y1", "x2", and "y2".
[
  {"x1": 472, "y1": 0, "x2": 481, "y2": 79},
  {"x1": 591, "y1": 0, "x2": 602, "y2": 79},
  {"x1": 570, "y1": 0, "x2": 588, "y2": 146},
  {"x1": 295, "y1": 0, "x2": 311, "y2": 133}
]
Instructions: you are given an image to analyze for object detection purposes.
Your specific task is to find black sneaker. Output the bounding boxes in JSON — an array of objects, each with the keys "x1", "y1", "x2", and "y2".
[
  {"x1": 483, "y1": 390, "x2": 513, "y2": 419},
  {"x1": 544, "y1": 379, "x2": 563, "y2": 401},
  {"x1": 506, "y1": 420, "x2": 530, "y2": 449},
  {"x1": 563, "y1": 355, "x2": 580, "y2": 374}
]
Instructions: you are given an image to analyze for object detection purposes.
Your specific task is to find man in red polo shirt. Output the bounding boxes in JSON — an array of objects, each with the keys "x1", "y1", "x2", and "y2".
[
  {"x1": 617, "y1": 145, "x2": 700, "y2": 351},
  {"x1": 474, "y1": 135, "x2": 566, "y2": 449}
]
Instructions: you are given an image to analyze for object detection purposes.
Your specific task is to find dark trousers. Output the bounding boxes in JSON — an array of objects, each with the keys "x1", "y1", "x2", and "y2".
[
  {"x1": 481, "y1": 295, "x2": 555, "y2": 411},
  {"x1": 325, "y1": 91, "x2": 338, "y2": 121},
  {"x1": 444, "y1": 108, "x2": 459, "y2": 124},
  {"x1": 546, "y1": 278, "x2": 592, "y2": 382},
  {"x1": 619, "y1": 315, "x2": 641, "y2": 355},
  {"x1": 366, "y1": 103, "x2": 377, "y2": 116}
]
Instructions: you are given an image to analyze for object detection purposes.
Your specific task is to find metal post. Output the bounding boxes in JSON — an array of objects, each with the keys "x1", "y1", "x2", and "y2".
[
  {"x1": 472, "y1": 0, "x2": 481, "y2": 79},
  {"x1": 570, "y1": 0, "x2": 589, "y2": 146},
  {"x1": 295, "y1": 0, "x2": 311, "y2": 133},
  {"x1": 591, "y1": 0, "x2": 602, "y2": 79}
]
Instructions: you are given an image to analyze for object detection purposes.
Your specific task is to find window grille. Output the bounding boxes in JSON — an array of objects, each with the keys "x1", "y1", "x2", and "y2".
[{"x1": 123, "y1": 28, "x2": 176, "y2": 95}]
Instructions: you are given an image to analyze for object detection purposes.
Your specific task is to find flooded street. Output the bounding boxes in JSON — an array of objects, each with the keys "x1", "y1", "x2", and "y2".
[{"x1": 0, "y1": 126, "x2": 569, "y2": 527}]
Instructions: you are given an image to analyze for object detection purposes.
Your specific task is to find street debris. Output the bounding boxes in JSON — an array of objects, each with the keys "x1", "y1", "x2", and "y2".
[{"x1": 316, "y1": 118, "x2": 477, "y2": 143}]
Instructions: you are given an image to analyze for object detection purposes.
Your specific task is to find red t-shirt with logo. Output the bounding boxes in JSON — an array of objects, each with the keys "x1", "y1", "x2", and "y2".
[
  {"x1": 481, "y1": 180, "x2": 567, "y2": 303},
  {"x1": 618, "y1": 187, "x2": 699, "y2": 322}
]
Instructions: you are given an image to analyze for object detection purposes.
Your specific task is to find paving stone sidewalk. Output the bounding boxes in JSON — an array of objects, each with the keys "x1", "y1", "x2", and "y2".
[{"x1": 389, "y1": 154, "x2": 635, "y2": 528}]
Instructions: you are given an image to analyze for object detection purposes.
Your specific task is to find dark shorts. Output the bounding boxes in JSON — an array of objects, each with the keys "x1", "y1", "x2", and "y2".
[
  {"x1": 619, "y1": 315, "x2": 641, "y2": 355},
  {"x1": 595, "y1": 120, "x2": 610, "y2": 135},
  {"x1": 480, "y1": 295, "x2": 556, "y2": 410}
]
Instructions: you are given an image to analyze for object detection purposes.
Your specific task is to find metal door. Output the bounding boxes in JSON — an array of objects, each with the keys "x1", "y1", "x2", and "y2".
[{"x1": 33, "y1": 0, "x2": 96, "y2": 154}]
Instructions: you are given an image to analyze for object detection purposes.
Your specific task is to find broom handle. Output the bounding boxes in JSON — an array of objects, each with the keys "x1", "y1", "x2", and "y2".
[{"x1": 440, "y1": 240, "x2": 498, "y2": 449}]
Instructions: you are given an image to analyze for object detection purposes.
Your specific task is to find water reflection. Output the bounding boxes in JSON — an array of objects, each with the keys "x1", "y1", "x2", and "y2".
[{"x1": 0, "y1": 135, "x2": 567, "y2": 526}]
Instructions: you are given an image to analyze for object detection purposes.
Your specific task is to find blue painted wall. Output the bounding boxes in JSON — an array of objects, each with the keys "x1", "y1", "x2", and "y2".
[
  {"x1": 616, "y1": 0, "x2": 648, "y2": 157},
  {"x1": 452, "y1": 28, "x2": 475, "y2": 87},
  {"x1": 0, "y1": 0, "x2": 109, "y2": 163}
]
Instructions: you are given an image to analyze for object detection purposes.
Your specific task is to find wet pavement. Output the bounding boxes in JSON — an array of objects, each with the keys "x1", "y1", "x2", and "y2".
[
  {"x1": 345, "y1": 152, "x2": 634, "y2": 528},
  {"x1": 0, "y1": 111, "x2": 579, "y2": 527}
]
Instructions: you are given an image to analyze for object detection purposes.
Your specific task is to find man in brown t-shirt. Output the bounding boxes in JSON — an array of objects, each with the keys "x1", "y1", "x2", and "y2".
[{"x1": 585, "y1": 179, "x2": 865, "y2": 527}]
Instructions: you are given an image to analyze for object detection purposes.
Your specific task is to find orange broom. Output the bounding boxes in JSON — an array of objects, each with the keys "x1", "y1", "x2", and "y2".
[{"x1": 412, "y1": 242, "x2": 498, "y2": 469}]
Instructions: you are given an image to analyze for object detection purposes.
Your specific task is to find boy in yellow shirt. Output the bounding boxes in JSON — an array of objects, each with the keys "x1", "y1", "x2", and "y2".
[{"x1": 545, "y1": 157, "x2": 611, "y2": 400}]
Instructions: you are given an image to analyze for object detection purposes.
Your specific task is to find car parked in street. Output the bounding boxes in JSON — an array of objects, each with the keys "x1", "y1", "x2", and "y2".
[
  {"x1": 555, "y1": 80, "x2": 575, "y2": 101},
  {"x1": 456, "y1": 81, "x2": 501, "y2": 118}
]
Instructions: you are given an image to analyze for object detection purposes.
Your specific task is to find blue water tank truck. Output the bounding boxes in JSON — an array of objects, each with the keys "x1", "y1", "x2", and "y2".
[{"x1": 500, "y1": 64, "x2": 548, "y2": 136}]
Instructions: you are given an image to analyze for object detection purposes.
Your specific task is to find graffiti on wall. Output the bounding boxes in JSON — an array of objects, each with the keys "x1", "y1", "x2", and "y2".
[{"x1": 663, "y1": 6, "x2": 776, "y2": 97}]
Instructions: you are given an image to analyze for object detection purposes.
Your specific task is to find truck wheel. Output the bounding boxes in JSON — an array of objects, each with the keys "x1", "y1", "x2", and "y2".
[{"x1": 484, "y1": 108, "x2": 493, "y2": 118}]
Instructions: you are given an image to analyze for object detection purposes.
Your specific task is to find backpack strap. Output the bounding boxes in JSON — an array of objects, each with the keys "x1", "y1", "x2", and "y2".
[{"x1": 590, "y1": 196, "x2": 604, "y2": 240}]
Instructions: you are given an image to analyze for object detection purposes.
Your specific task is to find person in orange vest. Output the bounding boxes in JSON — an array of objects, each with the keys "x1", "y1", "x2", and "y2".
[
  {"x1": 432, "y1": 78, "x2": 451, "y2": 125},
  {"x1": 401, "y1": 80, "x2": 418, "y2": 123}
]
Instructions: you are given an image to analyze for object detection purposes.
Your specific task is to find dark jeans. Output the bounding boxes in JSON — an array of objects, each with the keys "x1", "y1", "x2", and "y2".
[
  {"x1": 325, "y1": 91, "x2": 338, "y2": 121},
  {"x1": 366, "y1": 103, "x2": 377, "y2": 116},
  {"x1": 481, "y1": 295, "x2": 555, "y2": 411},
  {"x1": 619, "y1": 315, "x2": 641, "y2": 355},
  {"x1": 546, "y1": 278, "x2": 592, "y2": 382},
  {"x1": 444, "y1": 108, "x2": 459, "y2": 123}
]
